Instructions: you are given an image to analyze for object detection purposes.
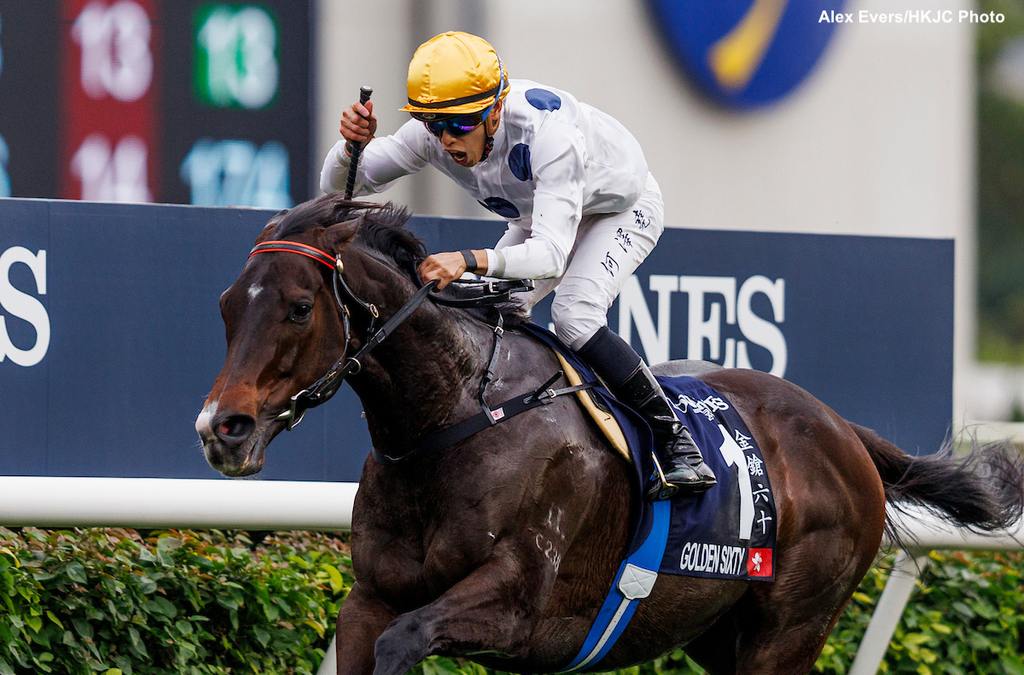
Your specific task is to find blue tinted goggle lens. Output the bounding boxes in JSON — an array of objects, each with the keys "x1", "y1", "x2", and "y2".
[{"x1": 422, "y1": 114, "x2": 484, "y2": 138}]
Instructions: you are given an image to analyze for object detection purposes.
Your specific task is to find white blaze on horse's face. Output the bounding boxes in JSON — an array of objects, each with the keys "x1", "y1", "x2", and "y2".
[
  {"x1": 194, "y1": 399, "x2": 218, "y2": 442},
  {"x1": 199, "y1": 243, "x2": 338, "y2": 479}
]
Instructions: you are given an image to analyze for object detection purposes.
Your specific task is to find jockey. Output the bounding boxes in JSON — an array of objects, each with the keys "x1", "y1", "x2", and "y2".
[{"x1": 320, "y1": 31, "x2": 716, "y2": 499}]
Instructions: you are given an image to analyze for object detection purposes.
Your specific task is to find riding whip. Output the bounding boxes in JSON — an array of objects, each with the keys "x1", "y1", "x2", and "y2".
[{"x1": 345, "y1": 86, "x2": 373, "y2": 199}]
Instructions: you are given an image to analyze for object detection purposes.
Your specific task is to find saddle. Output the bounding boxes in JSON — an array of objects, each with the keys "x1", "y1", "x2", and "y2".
[
  {"x1": 552, "y1": 351, "x2": 630, "y2": 461},
  {"x1": 389, "y1": 278, "x2": 626, "y2": 465},
  {"x1": 429, "y1": 277, "x2": 536, "y2": 308},
  {"x1": 436, "y1": 280, "x2": 629, "y2": 458}
]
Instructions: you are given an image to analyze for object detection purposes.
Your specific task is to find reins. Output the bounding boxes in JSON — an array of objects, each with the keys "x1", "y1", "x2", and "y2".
[
  {"x1": 247, "y1": 239, "x2": 594, "y2": 462},
  {"x1": 250, "y1": 240, "x2": 436, "y2": 430}
]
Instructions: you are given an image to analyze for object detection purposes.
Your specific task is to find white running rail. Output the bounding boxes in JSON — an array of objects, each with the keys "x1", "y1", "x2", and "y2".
[
  {"x1": 0, "y1": 477, "x2": 1019, "y2": 675},
  {"x1": 0, "y1": 476, "x2": 357, "y2": 530},
  {"x1": 849, "y1": 503, "x2": 1024, "y2": 675}
]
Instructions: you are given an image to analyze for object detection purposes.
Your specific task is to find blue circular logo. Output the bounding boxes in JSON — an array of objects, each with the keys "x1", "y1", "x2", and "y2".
[{"x1": 647, "y1": 0, "x2": 846, "y2": 109}]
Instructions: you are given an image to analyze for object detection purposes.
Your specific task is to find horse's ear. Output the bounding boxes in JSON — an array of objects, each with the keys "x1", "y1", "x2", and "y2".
[
  {"x1": 254, "y1": 222, "x2": 277, "y2": 243},
  {"x1": 322, "y1": 217, "x2": 362, "y2": 253},
  {"x1": 255, "y1": 208, "x2": 289, "y2": 243}
]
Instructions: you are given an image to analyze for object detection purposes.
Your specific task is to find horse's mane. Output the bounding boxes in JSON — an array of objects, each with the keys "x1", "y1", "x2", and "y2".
[
  {"x1": 272, "y1": 194, "x2": 422, "y2": 278},
  {"x1": 270, "y1": 193, "x2": 527, "y2": 324}
]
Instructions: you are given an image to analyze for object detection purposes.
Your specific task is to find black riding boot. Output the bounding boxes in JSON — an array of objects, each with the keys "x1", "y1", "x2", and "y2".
[
  {"x1": 620, "y1": 362, "x2": 718, "y2": 499},
  {"x1": 577, "y1": 327, "x2": 717, "y2": 501}
]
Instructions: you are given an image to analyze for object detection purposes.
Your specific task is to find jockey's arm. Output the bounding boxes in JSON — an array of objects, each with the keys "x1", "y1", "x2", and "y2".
[
  {"x1": 485, "y1": 120, "x2": 585, "y2": 280},
  {"x1": 420, "y1": 120, "x2": 586, "y2": 288},
  {"x1": 320, "y1": 119, "x2": 430, "y2": 196}
]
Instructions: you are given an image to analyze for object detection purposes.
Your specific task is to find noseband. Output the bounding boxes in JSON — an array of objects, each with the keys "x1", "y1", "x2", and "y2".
[{"x1": 248, "y1": 240, "x2": 436, "y2": 430}]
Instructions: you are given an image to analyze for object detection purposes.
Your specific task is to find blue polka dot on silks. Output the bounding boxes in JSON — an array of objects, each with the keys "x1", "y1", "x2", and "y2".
[
  {"x1": 508, "y1": 143, "x2": 532, "y2": 181},
  {"x1": 525, "y1": 88, "x2": 561, "y2": 111},
  {"x1": 478, "y1": 197, "x2": 521, "y2": 219}
]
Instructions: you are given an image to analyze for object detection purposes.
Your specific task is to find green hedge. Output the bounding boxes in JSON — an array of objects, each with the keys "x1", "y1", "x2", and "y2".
[
  {"x1": 0, "y1": 528, "x2": 352, "y2": 674},
  {"x1": 815, "y1": 550, "x2": 1023, "y2": 675},
  {"x1": 1, "y1": 528, "x2": 1021, "y2": 674}
]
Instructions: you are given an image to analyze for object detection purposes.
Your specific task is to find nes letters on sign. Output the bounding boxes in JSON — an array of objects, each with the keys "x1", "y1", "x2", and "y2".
[{"x1": 0, "y1": 246, "x2": 49, "y2": 367}]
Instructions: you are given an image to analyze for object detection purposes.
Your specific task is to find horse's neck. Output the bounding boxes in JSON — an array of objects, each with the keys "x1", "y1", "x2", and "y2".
[{"x1": 344, "y1": 253, "x2": 484, "y2": 453}]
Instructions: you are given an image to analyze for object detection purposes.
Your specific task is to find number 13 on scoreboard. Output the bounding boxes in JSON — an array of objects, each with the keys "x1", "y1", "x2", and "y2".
[{"x1": 61, "y1": 0, "x2": 156, "y2": 202}]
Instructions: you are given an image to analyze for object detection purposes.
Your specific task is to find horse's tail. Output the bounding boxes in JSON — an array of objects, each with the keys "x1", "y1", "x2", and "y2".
[{"x1": 851, "y1": 423, "x2": 1024, "y2": 546}]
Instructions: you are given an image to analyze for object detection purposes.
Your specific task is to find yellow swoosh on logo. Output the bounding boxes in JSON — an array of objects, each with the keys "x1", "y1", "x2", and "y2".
[{"x1": 708, "y1": 0, "x2": 789, "y2": 91}]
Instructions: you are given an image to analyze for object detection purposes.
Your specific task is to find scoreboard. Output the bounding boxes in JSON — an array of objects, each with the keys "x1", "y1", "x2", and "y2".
[{"x1": 0, "y1": 0, "x2": 313, "y2": 208}]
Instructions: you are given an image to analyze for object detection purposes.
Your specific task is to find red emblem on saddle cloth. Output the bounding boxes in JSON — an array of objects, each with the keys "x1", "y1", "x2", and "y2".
[{"x1": 746, "y1": 548, "x2": 773, "y2": 577}]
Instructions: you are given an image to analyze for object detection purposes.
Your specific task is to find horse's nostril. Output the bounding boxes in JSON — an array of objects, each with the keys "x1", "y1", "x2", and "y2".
[{"x1": 212, "y1": 414, "x2": 256, "y2": 446}]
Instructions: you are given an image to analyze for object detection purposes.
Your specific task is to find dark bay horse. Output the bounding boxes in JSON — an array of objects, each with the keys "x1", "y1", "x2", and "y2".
[{"x1": 195, "y1": 194, "x2": 1024, "y2": 674}]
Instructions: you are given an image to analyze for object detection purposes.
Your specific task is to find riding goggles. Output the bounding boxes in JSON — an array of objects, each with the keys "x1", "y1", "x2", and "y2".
[{"x1": 412, "y1": 110, "x2": 487, "y2": 138}]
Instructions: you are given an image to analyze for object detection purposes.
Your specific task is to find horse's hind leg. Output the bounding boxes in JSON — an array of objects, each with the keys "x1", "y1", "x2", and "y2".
[
  {"x1": 614, "y1": 586, "x2": 840, "y2": 675},
  {"x1": 730, "y1": 539, "x2": 873, "y2": 673},
  {"x1": 682, "y1": 613, "x2": 738, "y2": 675},
  {"x1": 731, "y1": 602, "x2": 847, "y2": 674},
  {"x1": 679, "y1": 593, "x2": 844, "y2": 675}
]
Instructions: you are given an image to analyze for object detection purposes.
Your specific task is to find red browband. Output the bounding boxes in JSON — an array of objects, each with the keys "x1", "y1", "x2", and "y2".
[{"x1": 249, "y1": 241, "x2": 336, "y2": 270}]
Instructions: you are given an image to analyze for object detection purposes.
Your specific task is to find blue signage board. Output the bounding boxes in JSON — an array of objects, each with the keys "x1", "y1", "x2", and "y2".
[
  {"x1": 0, "y1": 199, "x2": 952, "y2": 481},
  {"x1": 647, "y1": 0, "x2": 846, "y2": 108}
]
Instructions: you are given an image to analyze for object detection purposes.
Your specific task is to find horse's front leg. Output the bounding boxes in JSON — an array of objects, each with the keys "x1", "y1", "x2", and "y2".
[
  {"x1": 372, "y1": 549, "x2": 555, "y2": 675},
  {"x1": 335, "y1": 581, "x2": 397, "y2": 674}
]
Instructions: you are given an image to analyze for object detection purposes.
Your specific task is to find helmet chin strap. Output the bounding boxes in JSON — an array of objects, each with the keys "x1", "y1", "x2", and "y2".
[{"x1": 480, "y1": 128, "x2": 496, "y2": 163}]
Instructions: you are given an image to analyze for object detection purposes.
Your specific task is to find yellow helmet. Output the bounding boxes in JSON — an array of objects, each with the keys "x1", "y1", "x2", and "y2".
[{"x1": 401, "y1": 31, "x2": 510, "y2": 117}]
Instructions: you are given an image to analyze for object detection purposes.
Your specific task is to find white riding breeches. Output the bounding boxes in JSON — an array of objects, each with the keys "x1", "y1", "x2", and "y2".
[{"x1": 495, "y1": 172, "x2": 665, "y2": 350}]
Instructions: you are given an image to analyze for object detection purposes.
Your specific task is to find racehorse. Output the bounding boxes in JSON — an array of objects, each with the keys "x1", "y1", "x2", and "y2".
[{"x1": 195, "y1": 194, "x2": 1024, "y2": 674}]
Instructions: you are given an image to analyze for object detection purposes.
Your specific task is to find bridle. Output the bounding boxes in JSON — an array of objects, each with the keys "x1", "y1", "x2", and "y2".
[
  {"x1": 246, "y1": 237, "x2": 568, "y2": 465},
  {"x1": 248, "y1": 240, "x2": 437, "y2": 430}
]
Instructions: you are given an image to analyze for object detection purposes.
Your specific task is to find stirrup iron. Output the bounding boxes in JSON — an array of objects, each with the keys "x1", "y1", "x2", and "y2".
[{"x1": 647, "y1": 451, "x2": 680, "y2": 501}]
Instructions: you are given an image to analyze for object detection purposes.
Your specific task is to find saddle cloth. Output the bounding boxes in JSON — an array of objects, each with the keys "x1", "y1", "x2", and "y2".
[
  {"x1": 520, "y1": 323, "x2": 778, "y2": 582},
  {"x1": 656, "y1": 376, "x2": 777, "y2": 580}
]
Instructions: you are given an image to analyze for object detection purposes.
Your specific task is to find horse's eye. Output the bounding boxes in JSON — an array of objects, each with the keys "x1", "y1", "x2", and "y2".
[{"x1": 290, "y1": 303, "x2": 313, "y2": 322}]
